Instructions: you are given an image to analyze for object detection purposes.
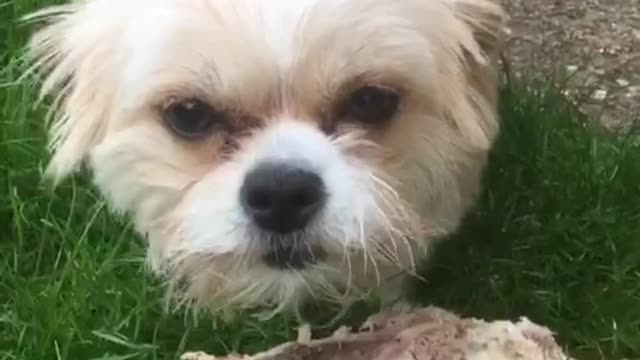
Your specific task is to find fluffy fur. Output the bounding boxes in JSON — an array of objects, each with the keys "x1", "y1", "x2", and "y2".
[{"x1": 25, "y1": 0, "x2": 507, "y2": 315}]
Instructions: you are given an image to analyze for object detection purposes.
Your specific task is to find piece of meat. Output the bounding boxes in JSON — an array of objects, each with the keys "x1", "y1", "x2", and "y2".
[{"x1": 181, "y1": 307, "x2": 571, "y2": 360}]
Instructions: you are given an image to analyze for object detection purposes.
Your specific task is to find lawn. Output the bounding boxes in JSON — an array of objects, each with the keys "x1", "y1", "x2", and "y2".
[{"x1": 2, "y1": 1, "x2": 640, "y2": 360}]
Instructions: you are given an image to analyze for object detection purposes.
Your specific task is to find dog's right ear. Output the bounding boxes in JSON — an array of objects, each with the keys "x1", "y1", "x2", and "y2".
[{"x1": 25, "y1": 2, "x2": 120, "y2": 184}]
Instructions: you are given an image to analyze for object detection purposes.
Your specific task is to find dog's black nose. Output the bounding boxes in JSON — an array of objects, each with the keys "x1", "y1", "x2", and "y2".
[{"x1": 240, "y1": 162, "x2": 326, "y2": 234}]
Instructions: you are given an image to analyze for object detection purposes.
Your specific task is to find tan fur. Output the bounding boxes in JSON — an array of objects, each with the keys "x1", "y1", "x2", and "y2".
[{"x1": 25, "y1": 0, "x2": 507, "y2": 315}]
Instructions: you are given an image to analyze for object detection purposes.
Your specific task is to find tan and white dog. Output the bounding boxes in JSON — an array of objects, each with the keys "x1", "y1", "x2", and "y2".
[{"x1": 26, "y1": 0, "x2": 506, "y2": 315}]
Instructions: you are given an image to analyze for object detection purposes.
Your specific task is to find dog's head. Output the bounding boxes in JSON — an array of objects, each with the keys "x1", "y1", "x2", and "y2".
[{"x1": 26, "y1": 0, "x2": 506, "y2": 313}]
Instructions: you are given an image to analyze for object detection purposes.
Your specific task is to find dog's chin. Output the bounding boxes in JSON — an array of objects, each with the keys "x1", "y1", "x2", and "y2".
[
  {"x1": 169, "y1": 253, "x2": 358, "y2": 316},
  {"x1": 165, "y1": 229, "x2": 418, "y2": 316},
  {"x1": 161, "y1": 220, "x2": 392, "y2": 313},
  {"x1": 261, "y1": 240, "x2": 328, "y2": 271}
]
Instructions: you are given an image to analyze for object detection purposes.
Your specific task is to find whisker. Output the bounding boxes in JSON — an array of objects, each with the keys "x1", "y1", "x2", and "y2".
[
  {"x1": 365, "y1": 248, "x2": 382, "y2": 287},
  {"x1": 342, "y1": 248, "x2": 354, "y2": 301},
  {"x1": 294, "y1": 270, "x2": 320, "y2": 300},
  {"x1": 374, "y1": 206, "x2": 402, "y2": 264}
]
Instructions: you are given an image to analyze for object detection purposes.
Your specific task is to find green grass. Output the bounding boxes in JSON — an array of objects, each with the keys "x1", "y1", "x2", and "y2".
[{"x1": 2, "y1": 1, "x2": 640, "y2": 359}]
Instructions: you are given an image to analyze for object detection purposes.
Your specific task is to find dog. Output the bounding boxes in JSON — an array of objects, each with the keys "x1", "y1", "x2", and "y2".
[{"x1": 25, "y1": 0, "x2": 506, "y2": 316}]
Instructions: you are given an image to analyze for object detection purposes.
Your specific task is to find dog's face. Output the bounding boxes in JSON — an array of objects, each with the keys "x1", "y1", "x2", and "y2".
[{"x1": 27, "y1": 0, "x2": 505, "y2": 313}]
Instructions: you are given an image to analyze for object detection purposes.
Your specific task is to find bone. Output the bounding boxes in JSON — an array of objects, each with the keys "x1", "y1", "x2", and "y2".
[{"x1": 180, "y1": 307, "x2": 572, "y2": 360}]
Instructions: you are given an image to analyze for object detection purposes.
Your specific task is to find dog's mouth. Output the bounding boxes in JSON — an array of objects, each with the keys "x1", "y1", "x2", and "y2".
[{"x1": 263, "y1": 243, "x2": 327, "y2": 270}]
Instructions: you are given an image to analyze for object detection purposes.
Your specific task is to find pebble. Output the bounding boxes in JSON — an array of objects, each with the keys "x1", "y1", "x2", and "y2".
[{"x1": 592, "y1": 89, "x2": 608, "y2": 100}]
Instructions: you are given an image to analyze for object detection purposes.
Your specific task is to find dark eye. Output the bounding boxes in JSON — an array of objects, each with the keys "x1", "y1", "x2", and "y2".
[
  {"x1": 162, "y1": 98, "x2": 226, "y2": 140},
  {"x1": 340, "y1": 86, "x2": 400, "y2": 124}
]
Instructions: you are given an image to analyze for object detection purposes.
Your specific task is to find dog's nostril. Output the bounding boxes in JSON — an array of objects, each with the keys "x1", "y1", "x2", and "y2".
[
  {"x1": 246, "y1": 187, "x2": 272, "y2": 212},
  {"x1": 240, "y1": 162, "x2": 326, "y2": 234},
  {"x1": 291, "y1": 188, "x2": 319, "y2": 208}
]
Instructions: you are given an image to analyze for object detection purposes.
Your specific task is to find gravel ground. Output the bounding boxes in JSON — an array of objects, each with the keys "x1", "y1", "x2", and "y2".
[{"x1": 503, "y1": 0, "x2": 640, "y2": 129}]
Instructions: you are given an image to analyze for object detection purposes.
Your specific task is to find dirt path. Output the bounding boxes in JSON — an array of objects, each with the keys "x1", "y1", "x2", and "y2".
[{"x1": 503, "y1": 0, "x2": 640, "y2": 129}]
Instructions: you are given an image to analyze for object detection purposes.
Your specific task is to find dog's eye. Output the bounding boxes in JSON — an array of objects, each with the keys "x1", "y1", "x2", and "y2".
[
  {"x1": 162, "y1": 98, "x2": 226, "y2": 140},
  {"x1": 341, "y1": 86, "x2": 400, "y2": 124}
]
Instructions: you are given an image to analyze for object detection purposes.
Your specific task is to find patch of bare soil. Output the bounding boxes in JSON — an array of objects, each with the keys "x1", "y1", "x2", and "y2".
[{"x1": 503, "y1": 0, "x2": 640, "y2": 129}]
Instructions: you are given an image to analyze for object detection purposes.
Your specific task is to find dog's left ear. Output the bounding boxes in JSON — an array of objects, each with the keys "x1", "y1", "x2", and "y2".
[
  {"x1": 450, "y1": 0, "x2": 508, "y2": 64},
  {"x1": 24, "y1": 2, "x2": 119, "y2": 184},
  {"x1": 437, "y1": 0, "x2": 507, "y2": 151}
]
